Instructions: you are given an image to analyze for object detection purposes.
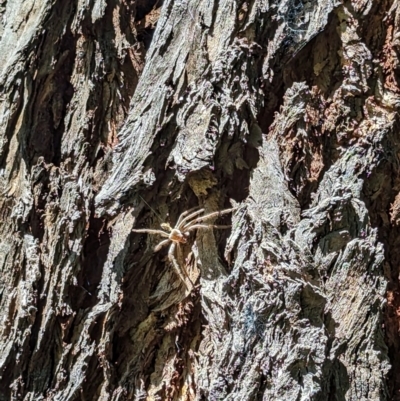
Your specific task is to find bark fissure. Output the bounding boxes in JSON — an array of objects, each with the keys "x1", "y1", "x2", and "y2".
[{"x1": 1, "y1": 0, "x2": 400, "y2": 399}]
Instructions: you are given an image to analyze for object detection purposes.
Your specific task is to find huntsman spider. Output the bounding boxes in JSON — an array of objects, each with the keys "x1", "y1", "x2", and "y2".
[{"x1": 132, "y1": 206, "x2": 236, "y2": 289}]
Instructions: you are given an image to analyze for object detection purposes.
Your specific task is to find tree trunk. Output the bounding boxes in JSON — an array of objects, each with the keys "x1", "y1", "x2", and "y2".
[{"x1": 0, "y1": 0, "x2": 399, "y2": 400}]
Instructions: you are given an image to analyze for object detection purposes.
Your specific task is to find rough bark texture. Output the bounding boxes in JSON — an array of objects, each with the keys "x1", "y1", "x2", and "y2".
[{"x1": 1, "y1": 0, "x2": 400, "y2": 400}]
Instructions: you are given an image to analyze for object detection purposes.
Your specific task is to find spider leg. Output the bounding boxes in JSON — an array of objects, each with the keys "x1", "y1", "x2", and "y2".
[
  {"x1": 185, "y1": 224, "x2": 232, "y2": 232},
  {"x1": 168, "y1": 242, "x2": 193, "y2": 290},
  {"x1": 132, "y1": 229, "x2": 169, "y2": 238},
  {"x1": 154, "y1": 239, "x2": 171, "y2": 252},
  {"x1": 175, "y1": 206, "x2": 203, "y2": 228},
  {"x1": 182, "y1": 207, "x2": 236, "y2": 230},
  {"x1": 177, "y1": 208, "x2": 205, "y2": 230}
]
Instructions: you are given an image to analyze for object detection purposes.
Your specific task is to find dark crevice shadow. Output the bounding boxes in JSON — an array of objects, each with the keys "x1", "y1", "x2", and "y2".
[{"x1": 70, "y1": 212, "x2": 110, "y2": 311}]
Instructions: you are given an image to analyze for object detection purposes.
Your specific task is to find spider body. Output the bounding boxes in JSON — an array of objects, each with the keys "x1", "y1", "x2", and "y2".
[
  {"x1": 133, "y1": 206, "x2": 235, "y2": 289},
  {"x1": 161, "y1": 224, "x2": 188, "y2": 244}
]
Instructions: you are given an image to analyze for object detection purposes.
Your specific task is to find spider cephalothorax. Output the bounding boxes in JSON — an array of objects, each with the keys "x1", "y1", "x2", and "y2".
[
  {"x1": 133, "y1": 206, "x2": 236, "y2": 289},
  {"x1": 160, "y1": 224, "x2": 188, "y2": 244}
]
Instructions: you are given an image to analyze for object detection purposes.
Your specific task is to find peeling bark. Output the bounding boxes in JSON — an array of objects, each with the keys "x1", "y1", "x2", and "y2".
[{"x1": 1, "y1": 0, "x2": 400, "y2": 400}]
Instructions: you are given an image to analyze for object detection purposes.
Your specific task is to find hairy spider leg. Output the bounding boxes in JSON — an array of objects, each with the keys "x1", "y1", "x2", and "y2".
[
  {"x1": 175, "y1": 242, "x2": 195, "y2": 288},
  {"x1": 132, "y1": 228, "x2": 169, "y2": 237},
  {"x1": 154, "y1": 239, "x2": 171, "y2": 252},
  {"x1": 177, "y1": 208, "x2": 205, "y2": 230},
  {"x1": 168, "y1": 242, "x2": 192, "y2": 290},
  {"x1": 175, "y1": 206, "x2": 202, "y2": 228},
  {"x1": 183, "y1": 208, "x2": 237, "y2": 230},
  {"x1": 185, "y1": 224, "x2": 232, "y2": 232}
]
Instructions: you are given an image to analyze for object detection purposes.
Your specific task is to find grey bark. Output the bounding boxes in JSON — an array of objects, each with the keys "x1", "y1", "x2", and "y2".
[{"x1": 0, "y1": 0, "x2": 399, "y2": 400}]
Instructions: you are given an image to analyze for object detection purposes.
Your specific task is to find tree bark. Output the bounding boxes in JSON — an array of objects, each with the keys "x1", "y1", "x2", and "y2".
[{"x1": 0, "y1": 0, "x2": 399, "y2": 400}]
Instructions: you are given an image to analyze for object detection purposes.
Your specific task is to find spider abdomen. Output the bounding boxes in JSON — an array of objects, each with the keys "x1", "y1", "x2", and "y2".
[{"x1": 169, "y1": 228, "x2": 187, "y2": 243}]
